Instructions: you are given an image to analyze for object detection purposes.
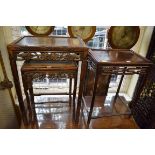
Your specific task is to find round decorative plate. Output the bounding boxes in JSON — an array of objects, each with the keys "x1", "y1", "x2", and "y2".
[
  {"x1": 68, "y1": 26, "x2": 96, "y2": 42},
  {"x1": 108, "y1": 26, "x2": 140, "y2": 49},
  {"x1": 25, "y1": 26, "x2": 55, "y2": 36}
]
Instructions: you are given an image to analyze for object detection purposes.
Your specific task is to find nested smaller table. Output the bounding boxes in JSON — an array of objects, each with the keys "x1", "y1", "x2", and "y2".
[
  {"x1": 82, "y1": 49, "x2": 152, "y2": 127},
  {"x1": 21, "y1": 60, "x2": 78, "y2": 128}
]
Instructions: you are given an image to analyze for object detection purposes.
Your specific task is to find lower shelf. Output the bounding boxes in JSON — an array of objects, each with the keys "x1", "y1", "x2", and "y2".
[{"x1": 82, "y1": 95, "x2": 131, "y2": 119}]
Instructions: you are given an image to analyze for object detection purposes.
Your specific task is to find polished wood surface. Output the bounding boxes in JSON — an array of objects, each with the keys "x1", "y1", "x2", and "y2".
[
  {"x1": 21, "y1": 60, "x2": 78, "y2": 71},
  {"x1": 8, "y1": 36, "x2": 87, "y2": 51},
  {"x1": 22, "y1": 96, "x2": 138, "y2": 129},
  {"x1": 89, "y1": 49, "x2": 152, "y2": 65},
  {"x1": 83, "y1": 96, "x2": 131, "y2": 118}
]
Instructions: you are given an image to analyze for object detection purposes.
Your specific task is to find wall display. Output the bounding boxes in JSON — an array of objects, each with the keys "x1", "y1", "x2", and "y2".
[
  {"x1": 25, "y1": 26, "x2": 55, "y2": 36},
  {"x1": 68, "y1": 26, "x2": 96, "y2": 42},
  {"x1": 108, "y1": 26, "x2": 140, "y2": 49}
]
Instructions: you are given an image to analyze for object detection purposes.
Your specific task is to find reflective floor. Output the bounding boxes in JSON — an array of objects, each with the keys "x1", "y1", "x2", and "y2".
[{"x1": 26, "y1": 95, "x2": 138, "y2": 129}]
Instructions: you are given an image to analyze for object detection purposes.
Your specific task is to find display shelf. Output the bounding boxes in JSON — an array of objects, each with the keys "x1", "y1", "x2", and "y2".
[{"x1": 82, "y1": 95, "x2": 131, "y2": 119}]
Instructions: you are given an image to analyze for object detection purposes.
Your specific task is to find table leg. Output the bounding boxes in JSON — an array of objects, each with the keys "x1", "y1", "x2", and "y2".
[
  {"x1": 87, "y1": 71, "x2": 99, "y2": 128},
  {"x1": 113, "y1": 74, "x2": 125, "y2": 103},
  {"x1": 75, "y1": 60, "x2": 87, "y2": 123},
  {"x1": 69, "y1": 78, "x2": 72, "y2": 107},
  {"x1": 113, "y1": 67, "x2": 126, "y2": 105},
  {"x1": 29, "y1": 80, "x2": 39, "y2": 129},
  {"x1": 8, "y1": 53, "x2": 28, "y2": 126},
  {"x1": 22, "y1": 74, "x2": 32, "y2": 126},
  {"x1": 73, "y1": 72, "x2": 78, "y2": 121}
]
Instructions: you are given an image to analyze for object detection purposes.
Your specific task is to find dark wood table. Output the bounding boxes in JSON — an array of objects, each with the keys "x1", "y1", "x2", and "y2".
[
  {"x1": 7, "y1": 36, "x2": 88, "y2": 126},
  {"x1": 83, "y1": 49, "x2": 153, "y2": 127}
]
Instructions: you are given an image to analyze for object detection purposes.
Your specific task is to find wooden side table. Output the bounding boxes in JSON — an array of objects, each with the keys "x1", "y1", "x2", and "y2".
[
  {"x1": 21, "y1": 60, "x2": 78, "y2": 128},
  {"x1": 82, "y1": 49, "x2": 152, "y2": 128},
  {"x1": 7, "y1": 36, "x2": 88, "y2": 126}
]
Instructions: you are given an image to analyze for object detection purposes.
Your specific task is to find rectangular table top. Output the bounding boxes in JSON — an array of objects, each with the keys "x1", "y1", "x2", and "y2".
[
  {"x1": 89, "y1": 49, "x2": 152, "y2": 66},
  {"x1": 8, "y1": 36, "x2": 88, "y2": 51}
]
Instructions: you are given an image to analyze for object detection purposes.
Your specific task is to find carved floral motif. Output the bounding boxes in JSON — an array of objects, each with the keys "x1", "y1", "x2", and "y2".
[{"x1": 16, "y1": 52, "x2": 82, "y2": 61}]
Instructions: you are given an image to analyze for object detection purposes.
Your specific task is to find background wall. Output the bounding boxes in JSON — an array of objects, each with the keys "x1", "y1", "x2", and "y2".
[
  {"x1": 127, "y1": 26, "x2": 154, "y2": 98},
  {"x1": 0, "y1": 26, "x2": 19, "y2": 128}
]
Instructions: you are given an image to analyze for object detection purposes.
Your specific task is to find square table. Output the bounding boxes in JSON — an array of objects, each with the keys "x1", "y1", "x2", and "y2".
[{"x1": 83, "y1": 48, "x2": 152, "y2": 127}]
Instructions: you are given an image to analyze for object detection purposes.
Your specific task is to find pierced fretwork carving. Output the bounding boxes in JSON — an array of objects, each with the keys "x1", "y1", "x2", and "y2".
[
  {"x1": 32, "y1": 72, "x2": 76, "y2": 79},
  {"x1": 23, "y1": 71, "x2": 77, "y2": 89},
  {"x1": 99, "y1": 66, "x2": 149, "y2": 75},
  {"x1": 17, "y1": 52, "x2": 83, "y2": 61},
  {"x1": 130, "y1": 66, "x2": 155, "y2": 128}
]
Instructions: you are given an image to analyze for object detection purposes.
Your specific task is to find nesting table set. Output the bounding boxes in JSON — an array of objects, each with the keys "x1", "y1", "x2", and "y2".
[
  {"x1": 7, "y1": 27, "x2": 153, "y2": 128},
  {"x1": 7, "y1": 36, "x2": 88, "y2": 126}
]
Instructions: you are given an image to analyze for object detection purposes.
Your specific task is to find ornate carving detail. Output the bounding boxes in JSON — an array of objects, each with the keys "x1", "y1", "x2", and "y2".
[
  {"x1": 0, "y1": 51, "x2": 13, "y2": 90},
  {"x1": 0, "y1": 79, "x2": 13, "y2": 90},
  {"x1": 99, "y1": 66, "x2": 149, "y2": 75},
  {"x1": 130, "y1": 66, "x2": 155, "y2": 128},
  {"x1": 47, "y1": 72, "x2": 76, "y2": 79},
  {"x1": 23, "y1": 71, "x2": 77, "y2": 85},
  {"x1": 17, "y1": 52, "x2": 35, "y2": 60},
  {"x1": 17, "y1": 51, "x2": 83, "y2": 61}
]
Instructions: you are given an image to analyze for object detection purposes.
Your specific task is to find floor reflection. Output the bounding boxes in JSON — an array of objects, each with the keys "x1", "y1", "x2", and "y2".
[{"x1": 30, "y1": 96, "x2": 138, "y2": 129}]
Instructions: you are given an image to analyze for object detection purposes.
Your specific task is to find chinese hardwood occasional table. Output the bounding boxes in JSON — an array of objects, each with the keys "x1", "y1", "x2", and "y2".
[
  {"x1": 7, "y1": 36, "x2": 88, "y2": 126},
  {"x1": 83, "y1": 49, "x2": 152, "y2": 127}
]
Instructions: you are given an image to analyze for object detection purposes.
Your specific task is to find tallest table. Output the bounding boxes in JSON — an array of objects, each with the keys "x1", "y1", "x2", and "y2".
[{"x1": 7, "y1": 36, "x2": 88, "y2": 126}]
